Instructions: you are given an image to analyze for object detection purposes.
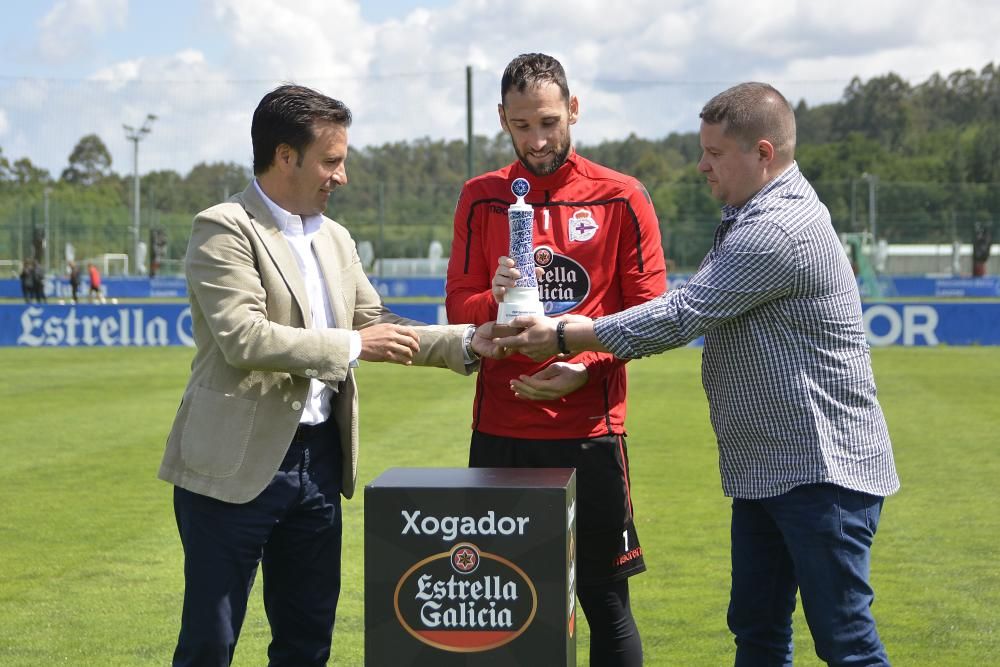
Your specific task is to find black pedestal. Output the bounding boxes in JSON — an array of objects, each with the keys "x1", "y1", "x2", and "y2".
[{"x1": 364, "y1": 467, "x2": 577, "y2": 666}]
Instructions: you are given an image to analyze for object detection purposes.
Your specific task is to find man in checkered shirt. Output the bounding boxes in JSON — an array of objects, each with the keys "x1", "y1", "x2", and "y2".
[{"x1": 498, "y1": 82, "x2": 899, "y2": 666}]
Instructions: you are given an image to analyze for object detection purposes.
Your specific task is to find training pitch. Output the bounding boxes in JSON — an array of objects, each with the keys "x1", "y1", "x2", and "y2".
[{"x1": 0, "y1": 346, "x2": 997, "y2": 666}]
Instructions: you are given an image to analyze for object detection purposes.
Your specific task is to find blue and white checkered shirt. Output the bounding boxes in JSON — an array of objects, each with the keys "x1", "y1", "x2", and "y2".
[{"x1": 595, "y1": 163, "x2": 899, "y2": 499}]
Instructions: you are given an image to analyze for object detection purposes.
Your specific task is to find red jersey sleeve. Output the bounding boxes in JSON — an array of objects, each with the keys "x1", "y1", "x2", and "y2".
[
  {"x1": 446, "y1": 185, "x2": 497, "y2": 325},
  {"x1": 618, "y1": 179, "x2": 668, "y2": 308}
]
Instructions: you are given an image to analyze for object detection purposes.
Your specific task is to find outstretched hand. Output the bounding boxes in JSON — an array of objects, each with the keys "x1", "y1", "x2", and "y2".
[
  {"x1": 358, "y1": 323, "x2": 420, "y2": 365},
  {"x1": 470, "y1": 321, "x2": 512, "y2": 360},
  {"x1": 492, "y1": 315, "x2": 560, "y2": 361},
  {"x1": 510, "y1": 362, "x2": 589, "y2": 401},
  {"x1": 494, "y1": 313, "x2": 599, "y2": 361}
]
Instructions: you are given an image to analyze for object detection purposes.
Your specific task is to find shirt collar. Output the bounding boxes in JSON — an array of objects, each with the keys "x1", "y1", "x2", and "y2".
[{"x1": 253, "y1": 179, "x2": 324, "y2": 236}]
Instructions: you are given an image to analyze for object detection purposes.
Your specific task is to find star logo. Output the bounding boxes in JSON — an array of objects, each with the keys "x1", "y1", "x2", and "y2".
[{"x1": 451, "y1": 544, "x2": 480, "y2": 574}]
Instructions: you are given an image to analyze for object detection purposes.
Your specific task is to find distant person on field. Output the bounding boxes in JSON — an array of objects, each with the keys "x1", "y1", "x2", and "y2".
[
  {"x1": 159, "y1": 83, "x2": 504, "y2": 667},
  {"x1": 498, "y1": 82, "x2": 900, "y2": 666},
  {"x1": 972, "y1": 223, "x2": 992, "y2": 277},
  {"x1": 32, "y1": 261, "x2": 46, "y2": 303},
  {"x1": 68, "y1": 261, "x2": 81, "y2": 303},
  {"x1": 19, "y1": 258, "x2": 36, "y2": 303},
  {"x1": 87, "y1": 263, "x2": 102, "y2": 303}
]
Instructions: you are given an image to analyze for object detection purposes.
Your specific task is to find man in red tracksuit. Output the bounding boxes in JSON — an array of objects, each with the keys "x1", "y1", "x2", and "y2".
[{"x1": 446, "y1": 53, "x2": 666, "y2": 667}]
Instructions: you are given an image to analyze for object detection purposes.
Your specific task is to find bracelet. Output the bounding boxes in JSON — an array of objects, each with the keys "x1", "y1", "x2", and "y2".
[{"x1": 556, "y1": 320, "x2": 570, "y2": 355}]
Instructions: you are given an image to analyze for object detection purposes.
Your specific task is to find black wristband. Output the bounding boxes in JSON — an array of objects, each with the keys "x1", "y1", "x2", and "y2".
[{"x1": 556, "y1": 320, "x2": 570, "y2": 355}]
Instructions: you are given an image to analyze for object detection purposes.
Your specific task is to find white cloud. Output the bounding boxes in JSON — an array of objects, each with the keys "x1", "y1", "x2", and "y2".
[
  {"x1": 210, "y1": 0, "x2": 373, "y2": 83},
  {"x1": 0, "y1": 109, "x2": 8, "y2": 137},
  {"x1": 88, "y1": 58, "x2": 142, "y2": 88},
  {"x1": 37, "y1": 0, "x2": 128, "y2": 63}
]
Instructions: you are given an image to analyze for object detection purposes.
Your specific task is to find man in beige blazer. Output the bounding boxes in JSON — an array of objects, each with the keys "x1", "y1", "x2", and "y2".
[{"x1": 160, "y1": 84, "x2": 501, "y2": 667}]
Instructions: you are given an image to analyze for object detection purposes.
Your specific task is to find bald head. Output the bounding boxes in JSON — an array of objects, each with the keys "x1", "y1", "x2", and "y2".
[{"x1": 700, "y1": 82, "x2": 796, "y2": 164}]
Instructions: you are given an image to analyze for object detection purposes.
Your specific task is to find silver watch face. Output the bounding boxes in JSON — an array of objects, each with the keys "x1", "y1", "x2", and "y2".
[{"x1": 464, "y1": 327, "x2": 479, "y2": 356}]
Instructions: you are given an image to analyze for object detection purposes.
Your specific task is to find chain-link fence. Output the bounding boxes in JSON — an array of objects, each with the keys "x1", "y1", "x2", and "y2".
[{"x1": 1, "y1": 179, "x2": 997, "y2": 279}]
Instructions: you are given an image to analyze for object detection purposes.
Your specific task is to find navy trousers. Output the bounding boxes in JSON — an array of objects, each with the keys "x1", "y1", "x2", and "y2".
[
  {"x1": 172, "y1": 420, "x2": 343, "y2": 667},
  {"x1": 728, "y1": 483, "x2": 890, "y2": 666}
]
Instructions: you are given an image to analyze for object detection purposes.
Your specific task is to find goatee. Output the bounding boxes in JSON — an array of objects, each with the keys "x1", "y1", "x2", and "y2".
[{"x1": 518, "y1": 144, "x2": 571, "y2": 177}]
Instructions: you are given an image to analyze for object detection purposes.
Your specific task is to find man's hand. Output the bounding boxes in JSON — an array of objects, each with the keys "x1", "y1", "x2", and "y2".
[
  {"x1": 358, "y1": 323, "x2": 420, "y2": 365},
  {"x1": 470, "y1": 321, "x2": 512, "y2": 360},
  {"x1": 495, "y1": 314, "x2": 599, "y2": 361},
  {"x1": 492, "y1": 256, "x2": 519, "y2": 303},
  {"x1": 510, "y1": 362, "x2": 589, "y2": 401},
  {"x1": 492, "y1": 255, "x2": 544, "y2": 303},
  {"x1": 492, "y1": 315, "x2": 560, "y2": 361}
]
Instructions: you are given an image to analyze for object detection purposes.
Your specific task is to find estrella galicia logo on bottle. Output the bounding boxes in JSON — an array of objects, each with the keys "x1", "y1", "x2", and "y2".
[
  {"x1": 533, "y1": 246, "x2": 591, "y2": 315},
  {"x1": 394, "y1": 542, "x2": 538, "y2": 653}
]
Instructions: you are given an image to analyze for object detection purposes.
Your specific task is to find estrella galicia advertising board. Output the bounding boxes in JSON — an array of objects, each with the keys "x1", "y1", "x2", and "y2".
[{"x1": 364, "y1": 467, "x2": 576, "y2": 666}]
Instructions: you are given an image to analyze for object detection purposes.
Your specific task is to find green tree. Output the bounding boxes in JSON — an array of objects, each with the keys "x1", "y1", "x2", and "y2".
[
  {"x1": 61, "y1": 134, "x2": 113, "y2": 186},
  {"x1": 141, "y1": 169, "x2": 187, "y2": 214},
  {"x1": 0, "y1": 146, "x2": 10, "y2": 184},
  {"x1": 834, "y1": 73, "x2": 913, "y2": 149},
  {"x1": 183, "y1": 161, "x2": 252, "y2": 212},
  {"x1": 10, "y1": 157, "x2": 50, "y2": 186},
  {"x1": 795, "y1": 99, "x2": 836, "y2": 144}
]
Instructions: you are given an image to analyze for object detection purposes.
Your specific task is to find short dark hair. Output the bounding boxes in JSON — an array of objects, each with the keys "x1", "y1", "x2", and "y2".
[
  {"x1": 700, "y1": 82, "x2": 796, "y2": 161},
  {"x1": 500, "y1": 53, "x2": 571, "y2": 106},
  {"x1": 251, "y1": 84, "x2": 352, "y2": 175}
]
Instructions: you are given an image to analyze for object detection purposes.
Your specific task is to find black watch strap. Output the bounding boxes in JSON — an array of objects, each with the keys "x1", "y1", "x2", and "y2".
[{"x1": 556, "y1": 320, "x2": 570, "y2": 355}]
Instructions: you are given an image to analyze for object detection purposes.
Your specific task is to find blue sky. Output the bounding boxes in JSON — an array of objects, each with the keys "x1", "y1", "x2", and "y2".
[{"x1": 1, "y1": 0, "x2": 997, "y2": 177}]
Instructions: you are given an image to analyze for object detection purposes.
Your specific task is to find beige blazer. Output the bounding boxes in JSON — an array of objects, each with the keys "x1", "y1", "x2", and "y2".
[{"x1": 159, "y1": 184, "x2": 470, "y2": 503}]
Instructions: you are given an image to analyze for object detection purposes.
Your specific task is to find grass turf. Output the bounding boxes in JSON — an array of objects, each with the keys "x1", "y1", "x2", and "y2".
[{"x1": 0, "y1": 346, "x2": 997, "y2": 665}]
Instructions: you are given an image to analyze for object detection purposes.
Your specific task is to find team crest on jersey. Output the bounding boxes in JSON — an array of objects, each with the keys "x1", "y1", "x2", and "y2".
[{"x1": 568, "y1": 210, "x2": 598, "y2": 242}]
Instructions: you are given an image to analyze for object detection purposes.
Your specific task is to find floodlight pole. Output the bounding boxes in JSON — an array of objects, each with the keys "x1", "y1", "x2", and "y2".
[
  {"x1": 861, "y1": 172, "x2": 878, "y2": 242},
  {"x1": 466, "y1": 65, "x2": 474, "y2": 180},
  {"x1": 43, "y1": 186, "x2": 51, "y2": 273},
  {"x1": 123, "y1": 114, "x2": 156, "y2": 275}
]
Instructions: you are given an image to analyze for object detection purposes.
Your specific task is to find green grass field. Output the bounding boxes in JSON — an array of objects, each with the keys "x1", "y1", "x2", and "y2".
[{"x1": 0, "y1": 346, "x2": 998, "y2": 666}]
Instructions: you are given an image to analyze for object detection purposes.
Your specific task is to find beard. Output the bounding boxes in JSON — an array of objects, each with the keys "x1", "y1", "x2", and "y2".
[{"x1": 513, "y1": 139, "x2": 571, "y2": 177}]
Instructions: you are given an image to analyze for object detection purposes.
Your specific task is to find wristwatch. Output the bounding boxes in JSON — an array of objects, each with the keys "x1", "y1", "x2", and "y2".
[{"x1": 463, "y1": 325, "x2": 480, "y2": 361}]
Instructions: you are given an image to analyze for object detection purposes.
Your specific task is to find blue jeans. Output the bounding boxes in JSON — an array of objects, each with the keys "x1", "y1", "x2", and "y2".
[
  {"x1": 728, "y1": 483, "x2": 890, "y2": 666},
  {"x1": 172, "y1": 420, "x2": 343, "y2": 667}
]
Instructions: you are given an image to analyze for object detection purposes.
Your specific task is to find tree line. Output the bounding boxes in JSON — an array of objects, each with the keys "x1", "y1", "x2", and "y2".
[{"x1": 1, "y1": 62, "x2": 997, "y2": 272}]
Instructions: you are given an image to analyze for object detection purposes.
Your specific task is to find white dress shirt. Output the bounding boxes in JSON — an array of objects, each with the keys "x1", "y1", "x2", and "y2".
[{"x1": 253, "y1": 179, "x2": 361, "y2": 425}]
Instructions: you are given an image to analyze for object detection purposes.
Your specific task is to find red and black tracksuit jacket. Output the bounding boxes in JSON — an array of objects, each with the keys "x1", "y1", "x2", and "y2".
[{"x1": 446, "y1": 152, "x2": 667, "y2": 439}]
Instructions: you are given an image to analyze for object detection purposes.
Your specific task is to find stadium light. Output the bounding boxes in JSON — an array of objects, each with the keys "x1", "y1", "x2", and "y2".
[
  {"x1": 123, "y1": 114, "x2": 157, "y2": 275},
  {"x1": 43, "y1": 186, "x2": 51, "y2": 274}
]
